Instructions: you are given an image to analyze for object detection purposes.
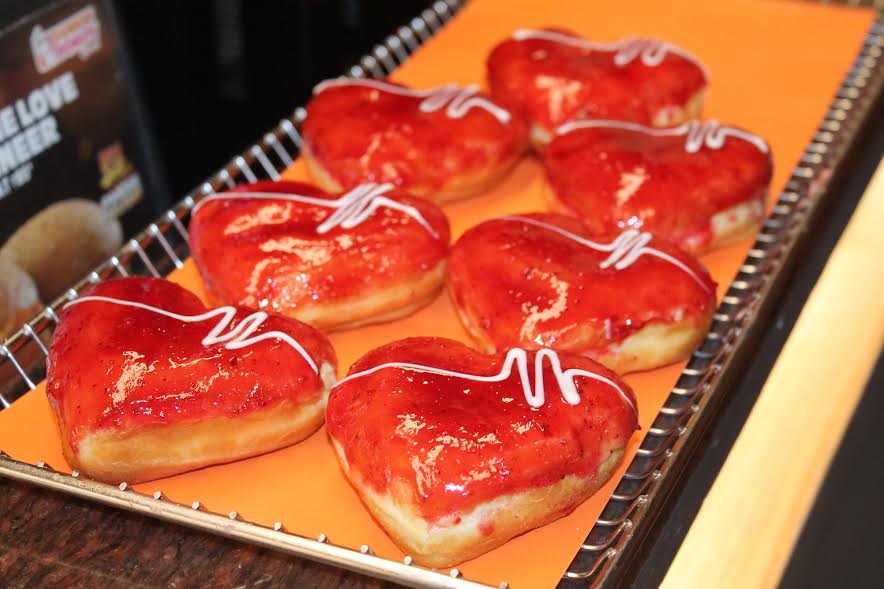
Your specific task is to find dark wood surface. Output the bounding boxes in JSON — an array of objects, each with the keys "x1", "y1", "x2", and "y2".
[{"x1": 0, "y1": 477, "x2": 397, "y2": 589}]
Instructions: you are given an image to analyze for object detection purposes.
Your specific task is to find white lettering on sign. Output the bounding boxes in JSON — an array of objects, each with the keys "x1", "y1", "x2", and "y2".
[
  {"x1": 0, "y1": 107, "x2": 19, "y2": 141},
  {"x1": 13, "y1": 72, "x2": 79, "y2": 127},
  {"x1": 0, "y1": 71, "x2": 79, "y2": 199}
]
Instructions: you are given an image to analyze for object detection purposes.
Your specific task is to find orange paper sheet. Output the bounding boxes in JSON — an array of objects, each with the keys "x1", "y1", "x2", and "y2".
[{"x1": 0, "y1": 1, "x2": 875, "y2": 587}]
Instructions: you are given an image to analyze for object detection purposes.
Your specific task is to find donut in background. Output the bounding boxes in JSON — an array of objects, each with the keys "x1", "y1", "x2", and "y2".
[
  {"x1": 1, "y1": 199, "x2": 123, "y2": 303},
  {"x1": 543, "y1": 120, "x2": 773, "y2": 254},
  {"x1": 302, "y1": 79, "x2": 529, "y2": 204},
  {"x1": 487, "y1": 29, "x2": 708, "y2": 146}
]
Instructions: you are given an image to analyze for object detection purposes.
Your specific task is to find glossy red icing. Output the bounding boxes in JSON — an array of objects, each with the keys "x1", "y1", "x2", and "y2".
[
  {"x1": 188, "y1": 180, "x2": 450, "y2": 317},
  {"x1": 486, "y1": 29, "x2": 707, "y2": 133},
  {"x1": 447, "y1": 213, "x2": 716, "y2": 354},
  {"x1": 326, "y1": 337, "x2": 638, "y2": 522},
  {"x1": 302, "y1": 80, "x2": 528, "y2": 197},
  {"x1": 46, "y1": 277, "x2": 335, "y2": 451},
  {"x1": 543, "y1": 124, "x2": 773, "y2": 253}
]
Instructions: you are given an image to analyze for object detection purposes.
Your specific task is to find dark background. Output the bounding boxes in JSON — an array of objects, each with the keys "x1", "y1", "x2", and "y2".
[{"x1": 115, "y1": 0, "x2": 426, "y2": 205}]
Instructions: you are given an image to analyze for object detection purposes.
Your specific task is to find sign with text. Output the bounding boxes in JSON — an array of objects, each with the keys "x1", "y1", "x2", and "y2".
[{"x1": 0, "y1": 0, "x2": 144, "y2": 240}]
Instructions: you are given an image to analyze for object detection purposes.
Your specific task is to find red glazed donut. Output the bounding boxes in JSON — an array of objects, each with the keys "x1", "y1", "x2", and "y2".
[
  {"x1": 447, "y1": 213, "x2": 717, "y2": 373},
  {"x1": 326, "y1": 337, "x2": 638, "y2": 567},
  {"x1": 543, "y1": 119, "x2": 773, "y2": 254},
  {"x1": 302, "y1": 79, "x2": 528, "y2": 203},
  {"x1": 189, "y1": 180, "x2": 450, "y2": 331},
  {"x1": 487, "y1": 28, "x2": 708, "y2": 146},
  {"x1": 46, "y1": 277, "x2": 336, "y2": 484}
]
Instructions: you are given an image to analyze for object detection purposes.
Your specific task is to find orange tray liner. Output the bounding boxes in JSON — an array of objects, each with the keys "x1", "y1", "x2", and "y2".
[{"x1": 0, "y1": 1, "x2": 875, "y2": 587}]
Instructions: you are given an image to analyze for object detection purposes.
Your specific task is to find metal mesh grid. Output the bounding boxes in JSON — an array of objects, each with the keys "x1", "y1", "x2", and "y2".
[{"x1": 0, "y1": 1, "x2": 882, "y2": 587}]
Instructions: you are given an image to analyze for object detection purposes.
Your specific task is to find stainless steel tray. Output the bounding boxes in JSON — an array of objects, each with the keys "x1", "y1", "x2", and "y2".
[{"x1": 1, "y1": 1, "x2": 882, "y2": 587}]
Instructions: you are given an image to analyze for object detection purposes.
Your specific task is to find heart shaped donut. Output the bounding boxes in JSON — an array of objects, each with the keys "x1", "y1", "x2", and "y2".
[
  {"x1": 487, "y1": 28, "x2": 708, "y2": 145},
  {"x1": 326, "y1": 337, "x2": 638, "y2": 566},
  {"x1": 46, "y1": 277, "x2": 336, "y2": 484},
  {"x1": 302, "y1": 79, "x2": 528, "y2": 204},
  {"x1": 189, "y1": 180, "x2": 450, "y2": 331},
  {"x1": 544, "y1": 120, "x2": 773, "y2": 254},
  {"x1": 447, "y1": 213, "x2": 716, "y2": 374}
]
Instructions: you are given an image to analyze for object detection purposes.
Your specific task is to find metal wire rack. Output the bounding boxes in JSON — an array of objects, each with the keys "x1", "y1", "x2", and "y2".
[{"x1": 1, "y1": 1, "x2": 882, "y2": 587}]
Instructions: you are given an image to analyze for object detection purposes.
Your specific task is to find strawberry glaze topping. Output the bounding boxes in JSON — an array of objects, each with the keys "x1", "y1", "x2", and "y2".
[
  {"x1": 544, "y1": 122, "x2": 772, "y2": 252},
  {"x1": 188, "y1": 180, "x2": 450, "y2": 315},
  {"x1": 487, "y1": 28, "x2": 707, "y2": 132},
  {"x1": 326, "y1": 337, "x2": 638, "y2": 521},
  {"x1": 447, "y1": 213, "x2": 716, "y2": 352},
  {"x1": 47, "y1": 277, "x2": 335, "y2": 451},
  {"x1": 303, "y1": 80, "x2": 527, "y2": 194}
]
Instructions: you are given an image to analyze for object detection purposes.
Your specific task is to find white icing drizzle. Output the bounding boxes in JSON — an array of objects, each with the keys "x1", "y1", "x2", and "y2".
[
  {"x1": 65, "y1": 296, "x2": 319, "y2": 373},
  {"x1": 555, "y1": 118, "x2": 769, "y2": 155},
  {"x1": 512, "y1": 29, "x2": 709, "y2": 81},
  {"x1": 334, "y1": 347, "x2": 636, "y2": 415},
  {"x1": 192, "y1": 182, "x2": 439, "y2": 239},
  {"x1": 682, "y1": 120, "x2": 769, "y2": 154},
  {"x1": 497, "y1": 215, "x2": 714, "y2": 294},
  {"x1": 313, "y1": 78, "x2": 511, "y2": 123}
]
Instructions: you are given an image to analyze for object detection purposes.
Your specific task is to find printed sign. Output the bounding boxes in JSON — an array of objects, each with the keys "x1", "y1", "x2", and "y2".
[
  {"x1": 30, "y1": 5, "x2": 102, "y2": 74},
  {"x1": 0, "y1": 0, "x2": 146, "y2": 240}
]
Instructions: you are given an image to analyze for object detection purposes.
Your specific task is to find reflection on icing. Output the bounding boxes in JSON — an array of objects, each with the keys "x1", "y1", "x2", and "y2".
[
  {"x1": 65, "y1": 296, "x2": 319, "y2": 373},
  {"x1": 335, "y1": 347, "x2": 636, "y2": 415},
  {"x1": 556, "y1": 119, "x2": 769, "y2": 155},
  {"x1": 193, "y1": 182, "x2": 439, "y2": 239},
  {"x1": 512, "y1": 29, "x2": 709, "y2": 81},
  {"x1": 222, "y1": 202, "x2": 293, "y2": 235},
  {"x1": 498, "y1": 216, "x2": 714, "y2": 294},
  {"x1": 114, "y1": 351, "x2": 156, "y2": 405},
  {"x1": 259, "y1": 236, "x2": 332, "y2": 266},
  {"x1": 534, "y1": 75, "x2": 583, "y2": 123},
  {"x1": 313, "y1": 78, "x2": 512, "y2": 123},
  {"x1": 615, "y1": 165, "x2": 649, "y2": 207}
]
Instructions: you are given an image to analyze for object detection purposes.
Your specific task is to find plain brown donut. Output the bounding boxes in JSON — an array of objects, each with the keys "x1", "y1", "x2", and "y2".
[
  {"x1": 0, "y1": 254, "x2": 41, "y2": 337},
  {"x1": 1, "y1": 199, "x2": 123, "y2": 302}
]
